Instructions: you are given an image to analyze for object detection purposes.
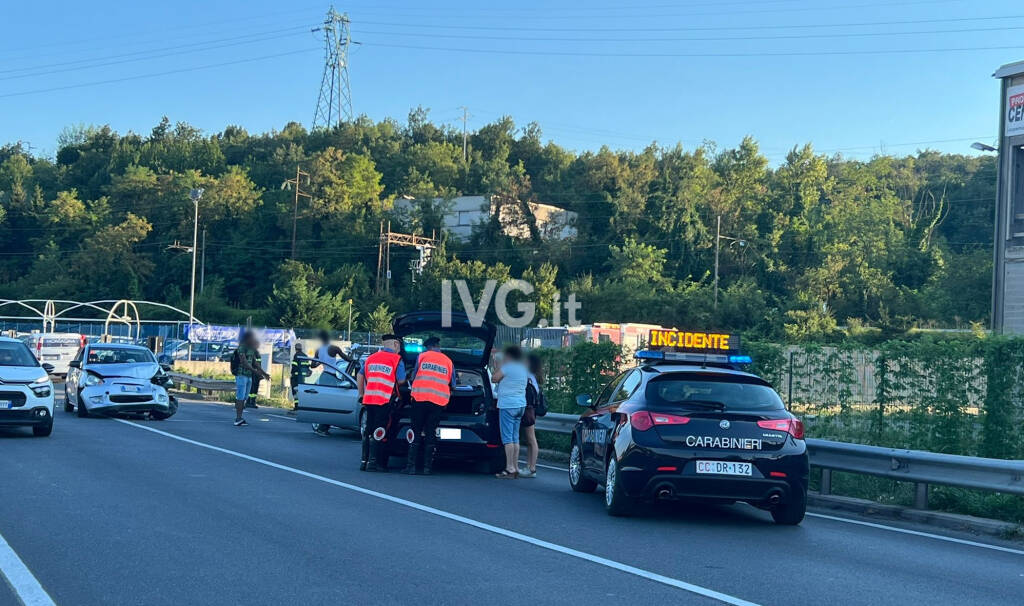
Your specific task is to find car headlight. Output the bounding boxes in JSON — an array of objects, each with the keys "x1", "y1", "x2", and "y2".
[
  {"x1": 156, "y1": 393, "x2": 168, "y2": 404},
  {"x1": 29, "y1": 375, "x2": 52, "y2": 397},
  {"x1": 85, "y1": 373, "x2": 103, "y2": 387}
]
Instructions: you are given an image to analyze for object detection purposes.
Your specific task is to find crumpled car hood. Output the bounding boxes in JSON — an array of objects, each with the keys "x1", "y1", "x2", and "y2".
[{"x1": 86, "y1": 362, "x2": 159, "y2": 380}]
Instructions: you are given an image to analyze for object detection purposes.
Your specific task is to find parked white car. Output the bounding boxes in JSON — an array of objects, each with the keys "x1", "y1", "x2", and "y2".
[
  {"x1": 65, "y1": 343, "x2": 177, "y2": 419},
  {"x1": 22, "y1": 332, "x2": 84, "y2": 377},
  {"x1": 0, "y1": 336, "x2": 55, "y2": 437}
]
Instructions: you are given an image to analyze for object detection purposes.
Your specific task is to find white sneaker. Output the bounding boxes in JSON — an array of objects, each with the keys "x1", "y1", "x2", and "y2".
[{"x1": 518, "y1": 468, "x2": 537, "y2": 478}]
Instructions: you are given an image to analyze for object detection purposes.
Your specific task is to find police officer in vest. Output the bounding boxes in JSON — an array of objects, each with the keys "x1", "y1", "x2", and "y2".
[
  {"x1": 356, "y1": 334, "x2": 406, "y2": 472},
  {"x1": 404, "y1": 336, "x2": 456, "y2": 475}
]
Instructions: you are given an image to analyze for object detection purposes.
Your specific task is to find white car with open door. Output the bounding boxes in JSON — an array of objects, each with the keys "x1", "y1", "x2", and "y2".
[{"x1": 294, "y1": 356, "x2": 364, "y2": 434}]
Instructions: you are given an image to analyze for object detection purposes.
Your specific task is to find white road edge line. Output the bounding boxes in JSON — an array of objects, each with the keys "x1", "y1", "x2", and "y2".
[
  {"x1": 115, "y1": 419, "x2": 759, "y2": 606},
  {"x1": 0, "y1": 529, "x2": 57, "y2": 606},
  {"x1": 805, "y1": 513, "x2": 1024, "y2": 556},
  {"x1": 531, "y1": 461, "x2": 1024, "y2": 556},
  {"x1": 263, "y1": 414, "x2": 294, "y2": 421}
]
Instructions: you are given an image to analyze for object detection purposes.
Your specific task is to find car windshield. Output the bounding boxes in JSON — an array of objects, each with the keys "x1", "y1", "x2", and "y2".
[
  {"x1": 87, "y1": 347, "x2": 155, "y2": 365},
  {"x1": 646, "y1": 374, "x2": 785, "y2": 412},
  {"x1": 0, "y1": 342, "x2": 39, "y2": 367}
]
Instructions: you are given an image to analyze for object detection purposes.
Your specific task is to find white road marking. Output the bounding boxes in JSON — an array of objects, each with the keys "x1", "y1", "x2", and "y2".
[
  {"x1": 263, "y1": 413, "x2": 295, "y2": 421},
  {"x1": 0, "y1": 530, "x2": 56, "y2": 606},
  {"x1": 520, "y1": 459, "x2": 572, "y2": 472},
  {"x1": 116, "y1": 419, "x2": 759, "y2": 606},
  {"x1": 806, "y1": 513, "x2": 1024, "y2": 556},
  {"x1": 529, "y1": 462, "x2": 1024, "y2": 556}
]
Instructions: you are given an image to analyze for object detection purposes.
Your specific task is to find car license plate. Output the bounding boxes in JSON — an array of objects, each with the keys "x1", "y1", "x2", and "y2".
[
  {"x1": 0, "y1": 400, "x2": 12, "y2": 409},
  {"x1": 437, "y1": 427, "x2": 461, "y2": 440},
  {"x1": 120, "y1": 385, "x2": 142, "y2": 393},
  {"x1": 695, "y1": 461, "x2": 752, "y2": 476}
]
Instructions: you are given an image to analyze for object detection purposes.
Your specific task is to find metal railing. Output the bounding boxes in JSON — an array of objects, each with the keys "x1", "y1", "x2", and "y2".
[
  {"x1": 168, "y1": 372, "x2": 235, "y2": 394},
  {"x1": 536, "y1": 412, "x2": 1024, "y2": 508}
]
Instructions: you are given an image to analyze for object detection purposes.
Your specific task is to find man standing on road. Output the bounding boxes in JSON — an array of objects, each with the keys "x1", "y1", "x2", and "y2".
[
  {"x1": 357, "y1": 334, "x2": 406, "y2": 472},
  {"x1": 290, "y1": 341, "x2": 309, "y2": 409},
  {"x1": 312, "y1": 329, "x2": 343, "y2": 436},
  {"x1": 232, "y1": 331, "x2": 269, "y2": 427},
  {"x1": 246, "y1": 345, "x2": 263, "y2": 409},
  {"x1": 404, "y1": 336, "x2": 455, "y2": 475}
]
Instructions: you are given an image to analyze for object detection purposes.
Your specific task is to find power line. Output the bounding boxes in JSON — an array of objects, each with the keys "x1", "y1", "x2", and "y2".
[
  {"x1": 347, "y1": 0, "x2": 966, "y2": 21},
  {"x1": 359, "y1": 41, "x2": 1024, "y2": 58},
  {"x1": 0, "y1": 26, "x2": 313, "y2": 81},
  {"x1": 355, "y1": 13, "x2": 1024, "y2": 33},
  {"x1": 0, "y1": 48, "x2": 318, "y2": 100},
  {"x1": 355, "y1": 23, "x2": 1024, "y2": 44}
]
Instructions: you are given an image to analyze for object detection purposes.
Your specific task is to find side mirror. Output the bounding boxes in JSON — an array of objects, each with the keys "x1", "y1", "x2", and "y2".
[
  {"x1": 42, "y1": 363, "x2": 55, "y2": 374},
  {"x1": 575, "y1": 394, "x2": 593, "y2": 408},
  {"x1": 68, "y1": 360, "x2": 81, "y2": 369}
]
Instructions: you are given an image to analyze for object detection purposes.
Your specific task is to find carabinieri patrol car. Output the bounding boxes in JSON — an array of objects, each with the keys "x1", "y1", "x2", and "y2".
[{"x1": 568, "y1": 329, "x2": 808, "y2": 524}]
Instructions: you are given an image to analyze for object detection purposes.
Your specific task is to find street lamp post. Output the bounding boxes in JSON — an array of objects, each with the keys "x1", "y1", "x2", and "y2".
[
  {"x1": 188, "y1": 188, "x2": 204, "y2": 360},
  {"x1": 347, "y1": 299, "x2": 353, "y2": 341}
]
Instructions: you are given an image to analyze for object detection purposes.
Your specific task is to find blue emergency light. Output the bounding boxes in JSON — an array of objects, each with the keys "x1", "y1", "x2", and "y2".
[
  {"x1": 729, "y1": 355, "x2": 753, "y2": 364},
  {"x1": 634, "y1": 350, "x2": 665, "y2": 360},
  {"x1": 405, "y1": 343, "x2": 425, "y2": 353}
]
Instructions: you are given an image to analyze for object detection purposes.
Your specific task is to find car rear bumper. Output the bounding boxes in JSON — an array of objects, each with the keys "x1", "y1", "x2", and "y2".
[
  {"x1": 0, "y1": 407, "x2": 53, "y2": 427},
  {"x1": 388, "y1": 418, "x2": 501, "y2": 460},
  {"x1": 618, "y1": 447, "x2": 808, "y2": 504}
]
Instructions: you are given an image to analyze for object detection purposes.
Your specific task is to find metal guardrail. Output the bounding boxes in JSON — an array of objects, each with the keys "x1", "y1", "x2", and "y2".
[
  {"x1": 536, "y1": 412, "x2": 1024, "y2": 508},
  {"x1": 167, "y1": 372, "x2": 235, "y2": 394}
]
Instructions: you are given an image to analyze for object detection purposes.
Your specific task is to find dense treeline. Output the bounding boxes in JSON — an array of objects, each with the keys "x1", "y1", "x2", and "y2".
[{"x1": 0, "y1": 111, "x2": 995, "y2": 339}]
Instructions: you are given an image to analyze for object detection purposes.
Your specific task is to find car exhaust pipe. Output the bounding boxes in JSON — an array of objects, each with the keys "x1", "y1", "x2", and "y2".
[
  {"x1": 767, "y1": 491, "x2": 782, "y2": 505},
  {"x1": 655, "y1": 484, "x2": 674, "y2": 499}
]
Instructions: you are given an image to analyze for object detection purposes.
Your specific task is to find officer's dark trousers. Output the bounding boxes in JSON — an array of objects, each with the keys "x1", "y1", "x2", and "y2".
[
  {"x1": 407, "y1": 400, "x2": 444, "y2": 472},
  {"x1": 361, "y1": 403, "x2": 392, "y2": 469}
]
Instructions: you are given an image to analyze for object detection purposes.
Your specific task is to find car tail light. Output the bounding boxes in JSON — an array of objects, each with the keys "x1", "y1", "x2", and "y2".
[
  {"x1": 630, "y1": 411, "x2": 691, "y2": 432},
  {"x1": 757, "y1": 418, "x2": 805, "y2": 439}
]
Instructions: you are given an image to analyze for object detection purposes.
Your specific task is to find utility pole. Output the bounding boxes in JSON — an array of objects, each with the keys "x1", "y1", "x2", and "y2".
[
  {"x1": 312, "y1": 7, "x2": 353, "y2": 129},
  {"x1": 282, "y1": 166, "x2": 311, "y2": 259},
  {"x1": 713, "y1": 215, "x2": 746, "y2": 311},
  {"x1": 459, "y1": 106, "x2": 470, "y2": 163},
  {"x1": 188, "y1": 188, "x2": 203, "y2": 360},
  {"x1": 375, "y1": 221, "x2": 439, "y2": 295}
]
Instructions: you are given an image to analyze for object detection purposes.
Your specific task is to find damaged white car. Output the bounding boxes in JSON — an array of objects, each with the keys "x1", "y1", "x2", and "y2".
[{"x1": 65, "y1": 343, "x2": 177, "y2": 420}]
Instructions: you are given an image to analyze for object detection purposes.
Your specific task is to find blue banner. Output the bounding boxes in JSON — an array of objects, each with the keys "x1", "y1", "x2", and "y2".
[{"x1": 185, "y1": 324, "x2": 295, "y2": 347}]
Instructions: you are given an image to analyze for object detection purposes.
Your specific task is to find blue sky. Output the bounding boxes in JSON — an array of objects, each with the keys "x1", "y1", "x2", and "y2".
[{"x1": 1, "y1": 0, "x2": 1020, "y2": 164}]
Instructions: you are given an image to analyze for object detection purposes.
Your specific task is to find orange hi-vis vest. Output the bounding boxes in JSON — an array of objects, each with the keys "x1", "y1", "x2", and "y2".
[
  {"x1": 410, "y1": 350, "x2": 454, "y2": 406},
  {"x1": 362, "y1": 350, "x2": 401, "y2": 406}
]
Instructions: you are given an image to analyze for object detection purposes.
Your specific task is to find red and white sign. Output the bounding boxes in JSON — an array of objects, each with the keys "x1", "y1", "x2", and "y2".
[{"x1": 1008, "y1": 85, "x2": 1024, "y2": 137}]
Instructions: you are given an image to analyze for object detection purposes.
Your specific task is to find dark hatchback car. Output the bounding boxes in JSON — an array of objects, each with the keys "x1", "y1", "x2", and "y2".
[
  {"x1": 569, "y1": 359, "x2": 808, "y2": 524},
  {"x1": 388, "y1": 311, "x2": 504, "y2": 472}
]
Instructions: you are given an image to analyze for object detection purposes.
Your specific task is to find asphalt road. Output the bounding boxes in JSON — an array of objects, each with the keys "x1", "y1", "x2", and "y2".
[{"x1": 1, "y1": 391, "x2": 1023, "y2": 606}]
